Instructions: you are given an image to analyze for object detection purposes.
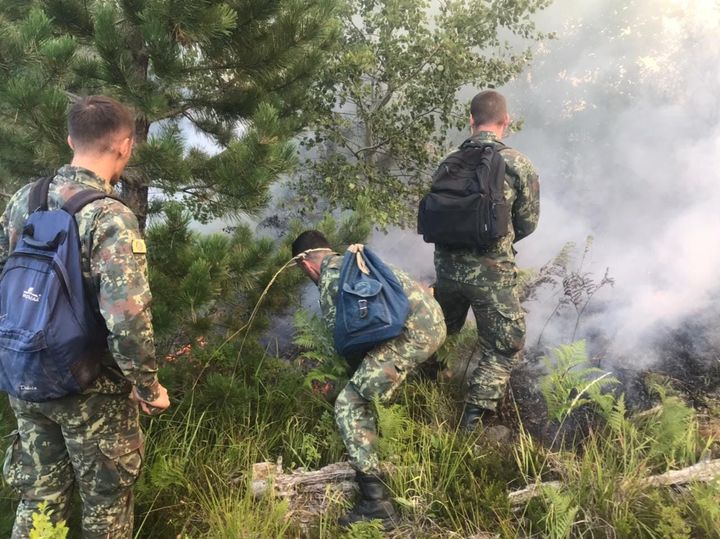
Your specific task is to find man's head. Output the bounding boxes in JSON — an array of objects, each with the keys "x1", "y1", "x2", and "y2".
[
  {"x1": 67, "y1": 95, "x2": 136, "y2": 184},
  {"x1": 292, "y1": 230, "x2": 333, "y2": 283},
  {"x1": 469, "y1": 90, "x2": 510, "y2": 138}
]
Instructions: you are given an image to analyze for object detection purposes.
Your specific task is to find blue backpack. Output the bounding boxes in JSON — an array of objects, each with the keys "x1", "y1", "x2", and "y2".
[
  {"x1": 333, "y1": 245, "x2": 410, "y2": 357},
  {"x1": 0, "y1": 177, "x2": 113, "y2": 401}
]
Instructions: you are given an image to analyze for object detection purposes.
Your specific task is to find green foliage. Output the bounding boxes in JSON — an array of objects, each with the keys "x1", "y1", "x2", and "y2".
[
  {"x1": 146, "y1": 203, "x2": 305, "y2": 353},
  {"x1": 342, "y1": 519, "x2": 385, "y2": 538},
  {"x1": 518, "y1": 342, "x2": 718, "y2": 539},
  {"x1": 133, "y1": 338, "x2": 344, "y2": 536},
  {"x1": 29, "y1": 502, "x2": 68, "y2": 539},
  {"x1": 292, "y1": 0, "x2": 553, "y2": 227},
  {"x1": 638, "y1": 381, "x2": 703, "y2": 469},
  {"x1": 293, "y1": 309, "x2": 340, "y2": 365},
  {"x1": 293, "y1": 309, "x2": 349, "y2": 395},
  {"x1": 538, "y1": 486, "x2": 578, "y2": 539},
  {"x1": 539, "y1": 340, "x2": 618, "y2": 422},
  {"x1": 197, "y1": 479, "x2": 295, "y2": 538},
  {"x1": 0, "y1": 0, "x2": 339, "y2": 224},
  {"x1": 655, "y1": 501, "x2": 691, "y2": 539},
  {"x1": 686, "y1": 482, "x2": 720, "y2": 537}
]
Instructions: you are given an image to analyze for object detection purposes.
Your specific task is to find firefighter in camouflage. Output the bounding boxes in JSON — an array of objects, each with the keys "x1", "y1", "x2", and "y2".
[
  {"x1": 293, "y1": 230, "x2": 445, "y2": 530},
  {"x1": 433, "y1": 90, "x2": 540, "y2": 429},
  {"x1": 0, "y1": 96, "x2": 170, "y2": 538}
]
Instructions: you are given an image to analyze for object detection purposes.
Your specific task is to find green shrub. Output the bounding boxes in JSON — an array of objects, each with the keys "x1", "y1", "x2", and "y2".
[{"x1": 29, "y1": 502, "x2": 68, "y2": 539}]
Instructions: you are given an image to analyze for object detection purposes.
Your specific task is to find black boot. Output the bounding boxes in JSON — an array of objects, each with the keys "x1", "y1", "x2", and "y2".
[
  {"x1": 339, "y1": 471, "x2": 399, "y2": 530},
  {"x1": 460, "y1": 403, "x2": 493, "y2": 431}
]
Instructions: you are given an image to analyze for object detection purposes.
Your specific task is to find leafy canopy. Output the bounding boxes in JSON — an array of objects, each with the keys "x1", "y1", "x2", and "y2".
[{"x1": 292, "y1": 0, "x2": 552, "y2": 227}]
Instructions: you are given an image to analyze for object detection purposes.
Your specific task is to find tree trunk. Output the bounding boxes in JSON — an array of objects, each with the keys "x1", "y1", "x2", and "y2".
[
  {"x1": 121, "y1": 173, "x2": 149, "y2": 233},
  {"x1": 122, "y1": 107, "x2": 150, "y2": 233},
  {"x1": 122, "y1": 25, "x2": 151, "y2": 233}
]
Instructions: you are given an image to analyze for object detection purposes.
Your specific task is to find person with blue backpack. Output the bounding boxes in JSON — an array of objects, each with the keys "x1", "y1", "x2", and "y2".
[
  {"x1": 292, "y1": 230, "x2": 446, "y2": 530},
  {"x1": 0, "y1": 95, "x2": 169, "y2": 538}
]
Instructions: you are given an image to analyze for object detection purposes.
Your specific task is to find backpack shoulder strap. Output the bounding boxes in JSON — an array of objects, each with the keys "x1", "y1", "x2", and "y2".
[
  {"x1": 460, "y1": 138, "x2": 509, "y2": 151},
  {"x1": 27, "y1": 176, "x2": 54, "y2": 214},
  {"x1": 62, "y1": 189, "x2": 124, "y2": 216}
]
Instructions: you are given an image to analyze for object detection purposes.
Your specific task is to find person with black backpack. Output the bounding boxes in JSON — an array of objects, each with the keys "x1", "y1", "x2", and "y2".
[
  {"x1": 292, "y1": 230, "x2": 446, "y2": 530},
  {"x1": 418, "y1": 89, "x2": 540, "y2": 431},
  {"x1": 0, "y1": 96, "x2": 169, "y2": 538}
]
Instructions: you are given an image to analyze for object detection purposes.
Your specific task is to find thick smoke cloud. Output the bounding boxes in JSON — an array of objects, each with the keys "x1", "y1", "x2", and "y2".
[
  {"x1": 508, "y1": 0, "x2": 720, "y2": 357},
  {"x1": 373, "y1": 0, "x2": 720, "y2": 361}
]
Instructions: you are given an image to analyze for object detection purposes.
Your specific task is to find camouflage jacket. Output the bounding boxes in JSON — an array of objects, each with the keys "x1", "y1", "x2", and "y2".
[
  {"x1": 0, "y1": 166, "x2": 160, "y2": 401},
  {"x1": 317, "y1": 252, "x2": 443, "y2": 350},
  {"x1": 434, "y1": 131, "x2": 540, "y2": 287}
]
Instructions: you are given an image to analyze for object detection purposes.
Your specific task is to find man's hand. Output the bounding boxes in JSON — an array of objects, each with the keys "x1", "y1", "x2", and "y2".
[{"x1": 132, "y1": 384, "x2": 170, "y2": 415}]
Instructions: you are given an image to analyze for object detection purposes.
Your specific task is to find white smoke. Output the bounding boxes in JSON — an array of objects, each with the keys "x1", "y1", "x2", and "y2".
[
  {"x1": 371, "y1": 0, "x2": 720, "y2": 362},
  {"x1": 506, "y1": 0, "x2": 720, "y2": 359}
]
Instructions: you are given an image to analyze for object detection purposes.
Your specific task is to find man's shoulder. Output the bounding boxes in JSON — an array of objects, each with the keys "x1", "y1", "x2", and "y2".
[
  {"x1": 499, "y1": 145, "x2": 530, "y2": 162},
  {"x1": 70, "y1": 191, "x2": 137, "y2": 234},
  {"x1": 499, "y1": 146, "x2": 537, "y2": 178},
  {"x1": 318, "y1": 254, "x2": 344, "y2": 296},
  {"x1": 6, "y1": 182, "x2": 35, "y2": 212},
  {"x1": 83, "y1": 195, "x2": 135, "y2": 222}
]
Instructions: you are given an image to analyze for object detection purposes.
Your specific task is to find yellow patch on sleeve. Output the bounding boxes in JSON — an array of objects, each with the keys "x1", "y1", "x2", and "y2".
[{"x1": 132, "y1": 239, "x2": 147, "y2": 254}]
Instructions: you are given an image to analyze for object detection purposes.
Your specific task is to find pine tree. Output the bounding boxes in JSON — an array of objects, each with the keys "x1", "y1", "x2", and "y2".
[
  {"x1": 0, "y1": 0, "x2": 339, "y2": 230},
  {"x1": 146, "y1": 203, "x2": 370, "y2": 355}
]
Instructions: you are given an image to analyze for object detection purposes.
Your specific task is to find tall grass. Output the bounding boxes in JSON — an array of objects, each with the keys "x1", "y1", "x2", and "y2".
[
  {"x1": 513, "y1": 342, "x2": 719, "y2": 538},
  {"x1": 1, "y1": 334, "x2": 718, "y2": 538}
]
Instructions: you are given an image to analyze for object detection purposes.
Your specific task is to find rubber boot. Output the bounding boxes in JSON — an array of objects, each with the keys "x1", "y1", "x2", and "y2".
[
  {"x1": 339, "y1": 471, "x2": 399, "y2": 530},
  {"x1": 460, "y1": 403, "x2": 493, "y2": 431}
]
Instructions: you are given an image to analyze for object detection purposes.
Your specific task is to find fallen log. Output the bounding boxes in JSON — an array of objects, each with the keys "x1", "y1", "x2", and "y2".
[
  {"x1": 252, "y1": 461, "x2": 500, "y2": 538},
  {"x1": 252, "y1": 459, "x2": 358, "y2": 529},
  {"x1": 252, "y1": 460, "x2": 356, "y2": 500}
]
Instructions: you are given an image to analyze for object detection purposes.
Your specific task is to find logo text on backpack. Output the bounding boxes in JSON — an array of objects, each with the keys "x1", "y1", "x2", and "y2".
[{"x1": 22, "y1": 287, "x2": 41, "y2": 303}]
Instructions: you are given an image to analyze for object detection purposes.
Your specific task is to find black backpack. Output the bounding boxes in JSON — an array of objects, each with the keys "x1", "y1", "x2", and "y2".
[{"x1": 417, "y1": 139, "x2": 510, "y2": 250}]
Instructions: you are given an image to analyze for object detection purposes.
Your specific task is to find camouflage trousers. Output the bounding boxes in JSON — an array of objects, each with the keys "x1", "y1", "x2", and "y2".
[
  {"x1": 335, "y1": 322, "x2": 446, "y2": 474},
  {"x1": 3, "y1": 391, "x2": 143, "y2": 538},
  {"x1": 434, "y1": 277, "x2": 526, "y2": 411}
]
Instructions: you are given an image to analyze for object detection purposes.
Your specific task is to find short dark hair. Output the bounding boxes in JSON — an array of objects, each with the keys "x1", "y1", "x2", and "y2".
[
  {"x1": 470, "y1": 90, "x2": 507, "y2": 127},
  {"x1": 67, "y1": 95, "x2": 135, "y2": 153},
  {"x1": 292, "y1": 230, "x2": 331, "y2": 257}
]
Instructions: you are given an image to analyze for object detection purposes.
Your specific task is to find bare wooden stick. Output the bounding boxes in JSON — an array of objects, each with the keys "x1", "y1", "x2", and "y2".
[
  {"x1": 508, "y1": 459, "x2": 720, "y2": 505},
  {"x1": 507, "y1": 480, "x2": 562, "y2": 505},
  {"x1": 641, "y1": 458, "x2": 720, "y2": 488}
]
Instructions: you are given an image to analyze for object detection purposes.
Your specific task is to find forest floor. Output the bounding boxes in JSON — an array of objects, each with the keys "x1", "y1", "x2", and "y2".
[{"x1": 0, "y1": 320, "x2": 719, "y2": 538}]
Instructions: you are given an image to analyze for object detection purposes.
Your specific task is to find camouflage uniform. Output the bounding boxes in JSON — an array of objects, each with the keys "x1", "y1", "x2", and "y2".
[
  {"x1": 318, "y1": 254, "x2": 446, "y2": 473},
  {"x1": 434, "y1": 131, "x2": 540, "y2": 412},
  {"x1": 0, "y1": 166, "x2": 159, "y2": 538}
]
